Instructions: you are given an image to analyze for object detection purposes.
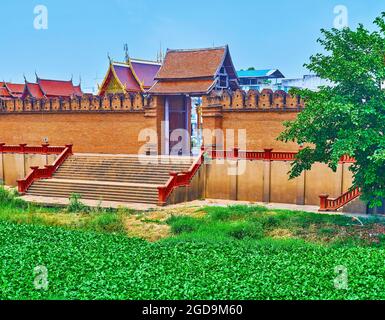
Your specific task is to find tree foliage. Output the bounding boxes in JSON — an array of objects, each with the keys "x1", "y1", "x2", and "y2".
[{"x1": 279, "y1": 13, "x2": 385, "y2": 206}]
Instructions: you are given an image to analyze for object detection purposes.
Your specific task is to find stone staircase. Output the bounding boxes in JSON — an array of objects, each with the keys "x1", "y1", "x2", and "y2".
[{"x1": 26, "y1": 154, "x2": 194, "y2": 205}]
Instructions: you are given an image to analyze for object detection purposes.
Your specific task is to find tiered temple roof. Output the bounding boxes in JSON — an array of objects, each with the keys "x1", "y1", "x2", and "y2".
[
  {"x1": 35, "y1": 77, "x2": 83, "y2": 98},
  {"x1": 148, "y1": 45, "x2": 239, "y2": 95},
  {"x1": 0, "y1": 86, "x2": 12, "y2": 99},
  {"x1": 0, "y1": 82, "x2": 12, "y2": 100},
  {"x1": 0, "y1": 77, "x2": 83, "y2": 100},
  {"x1": 23, "y1": 82, "x2": 44, "y2": 99},
  {"x1": 4, "y1": 82, "x2": 24, "y2": 98},
  {"x1": 98, "y1": 58, "x2": 161, "y2": 95}
]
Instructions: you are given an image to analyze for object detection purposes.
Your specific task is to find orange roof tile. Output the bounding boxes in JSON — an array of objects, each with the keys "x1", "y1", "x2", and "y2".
[
  {"x1": 148, "y1": 79, "x2": 216, "y2": 95},
  {"x1": 23, "y1": 82, "x2": 44, "y2": 99},
  {"x1": 4, "y1": 83, "x2": 24, "y2": 97},
  {"x1": 149, "y1": 45, "x2": 239, "y2": 95},
  {"x1": 0, "y1": 87, "x2": 11, "y2": 97},
  {"x1": 155, "y1": 47, "x2": 226, "y2": 80}
]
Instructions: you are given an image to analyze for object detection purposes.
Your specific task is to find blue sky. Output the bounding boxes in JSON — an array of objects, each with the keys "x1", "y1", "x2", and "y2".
[{"x1": 1, "y1": 0, "x2": 384, "y2": 93}]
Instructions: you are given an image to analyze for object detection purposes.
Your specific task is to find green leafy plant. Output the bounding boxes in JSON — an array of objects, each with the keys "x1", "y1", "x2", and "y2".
[
  {"x1": 2, "y1": 219, "x2": 385, "y2": 300},
  {"x1": 87, "y1": 212, "x2": 125, "y2": 234},
  {"x1": 279, "y1": 13, "x2": 385, "y2": 207},
  {"x1": 227, "y1": 221, "x2": 264, "y2": 240},
  {"x1": 167, "y1": 215, "x2": 200, "y2": 234},
  {"x1": 67, "y1": 193, "x2": 89, "y2": 213},
  {"x1": 0, "y1": 186, "x2": 27, "y2": 209}
]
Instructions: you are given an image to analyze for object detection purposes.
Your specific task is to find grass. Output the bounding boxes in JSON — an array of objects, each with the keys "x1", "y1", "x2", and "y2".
[
  {"x1": 0, "y1": 189, "x2": 133, "y2": 235},
  {"x1": 1, "y1": 187, "x2": 385, "y2": 299},
  {"x1": 166, "y1": 205, "x2": 384, "y2": 246}
]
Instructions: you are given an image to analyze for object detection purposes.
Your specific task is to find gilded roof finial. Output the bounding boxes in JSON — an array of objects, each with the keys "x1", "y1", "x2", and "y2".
[{"x1": 124, "y1": 43, "x2": 129, "y2": 63}]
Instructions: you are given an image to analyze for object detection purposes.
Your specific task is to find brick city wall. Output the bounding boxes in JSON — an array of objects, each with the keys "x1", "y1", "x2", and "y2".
[
  {"x1": 201, "y1": 89, "x2": 304, "y2": 151},
  {"x1": 0, "y1": 94, "x2": 160, "y2": 154},
  {"x1": 0, "y1": 89, "x2": 304, "y2": 154}
]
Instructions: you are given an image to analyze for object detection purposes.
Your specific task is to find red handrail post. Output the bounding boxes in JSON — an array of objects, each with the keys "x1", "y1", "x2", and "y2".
[
  {"x1": 17, "y1": 179, "x2": 26, "y2": 194},
  {"x1": 65, "y1": 144, "x2": 73, "y2": 154},
  {"x1": 263, "y1": 148, "x2": 273, "y2": 161},
  {"x1": 42, "y1": 143, "x2": 49, "y2": 154},
  {"x1": 232, "y1": 147, "x2": 239, "y2": 159},
  {"x1": 319, "y1": 194, "x2": 330, "y2": 211},
  {"x1": 0, "y1": 143, "x2": 4, "y2": 153},
  {"x1": 19, "y1": 143, "x2": 27, "y2": 153},
  {"x1": 44, "y1": 164, "x2": 55, "y2": 177}
]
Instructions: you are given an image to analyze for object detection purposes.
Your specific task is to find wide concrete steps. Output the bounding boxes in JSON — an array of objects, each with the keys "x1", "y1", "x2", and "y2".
[
  {"x1": 55, "y1": 155, "x2": 193, "y2": 184},
  {"x1": 27, "y1": 179, "x2": 159, "y2": 204},
  {"x1": 54, "y1": 169, "x2": 172, "y2": 184},
  {"x1": 25, "y1": 154, "x2": 197, "y2": 205}
]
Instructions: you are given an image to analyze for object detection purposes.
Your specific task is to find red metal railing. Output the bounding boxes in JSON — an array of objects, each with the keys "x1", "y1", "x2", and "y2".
[
  {"x1": 17, "y1": 144, "x2": 73, "y2": 194},
  {"x1": 207, "y1": 146, "x2": 360, "y2": 211},
  {"x1": 208, "y1": 146, "x2": 355, "y2": 163},
  {"x1": 209, "y1": 147, "x2": 300, "y2": 161},
  {"x1": 319, "y1": 187, "x2": 361, "y2": 211},
  {"x1": 0, "y1": 143, "x2": 66, "y2": 155},
  {"x1": 158, "y1": 149, "x2": 206, "y2": 206}
]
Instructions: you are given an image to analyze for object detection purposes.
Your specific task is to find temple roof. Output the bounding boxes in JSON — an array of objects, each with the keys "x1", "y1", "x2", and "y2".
[
  {"x1": 74, "y1": 85, "x2": 82, "y2": 96},
  {"x1": 148, "y1": 79, "x2": 216, "y2": 95},
  {"x1": 0, "y1": 86, "x2": 11, "y2": 98},
  {"x1": 22, "y1": 82, "x2": 44, "y2": 99},
  {"x1": 149, "y1": 45, "x2": 239, "y2": 95},
  {"x1": 155, "y1": 47, "x2": 226, "y2": 80},
  {"x1": 113, "y1": 63, "x2": 142, "y2": 92},
  {"x1": 98, "y1": 58, "x2": 161, "y2": 95},
  {"x1": 4, "y1": 82, "x2": 24, "y2": 97},
  {"x1": 37, "y1": 77, "x2": 83, "y2": 97},
  {"x1": 130, "y1": 59, "x2": 161, "y2": 89},
  {"x1": 0, "y1": 77, "x2": 83, "y2": 99}
]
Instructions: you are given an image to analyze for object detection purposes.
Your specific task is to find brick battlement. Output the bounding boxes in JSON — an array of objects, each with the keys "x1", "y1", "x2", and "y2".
[
  {"x1": 0, "y1": 89, "x2": 304, "y2": 114},
  {"x1": 0, "y1": 93, "x2": 150, "y2": 113},
  {"x1": 202, "y1": 89, "x2": 304, "y2": 111}
]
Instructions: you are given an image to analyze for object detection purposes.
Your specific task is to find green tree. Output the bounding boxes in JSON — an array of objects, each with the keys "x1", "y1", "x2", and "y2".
[{"x1": 279, "y1": 13, "x2": 385, "y2": 207}]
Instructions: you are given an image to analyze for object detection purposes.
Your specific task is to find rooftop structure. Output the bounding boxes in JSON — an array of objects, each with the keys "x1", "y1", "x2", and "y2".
[
  {"x1": 0, "y1": 76, "x2": 83, "y2": 100},
  {"x1": 3, "y1": 82, "x2": 25, "y2": 98},
  {"x1": 98, "y1": 58, "x2": 162, "y2": 95},
  {"x1": 237, "y1": 68, "x2": 285, "y2": 91},
  {"x1": 281, "y1": 75, "x2": 334, "y2": 92},
  {"x1": 148, "y1": 45, "x2": 239, "y2": 95}
]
